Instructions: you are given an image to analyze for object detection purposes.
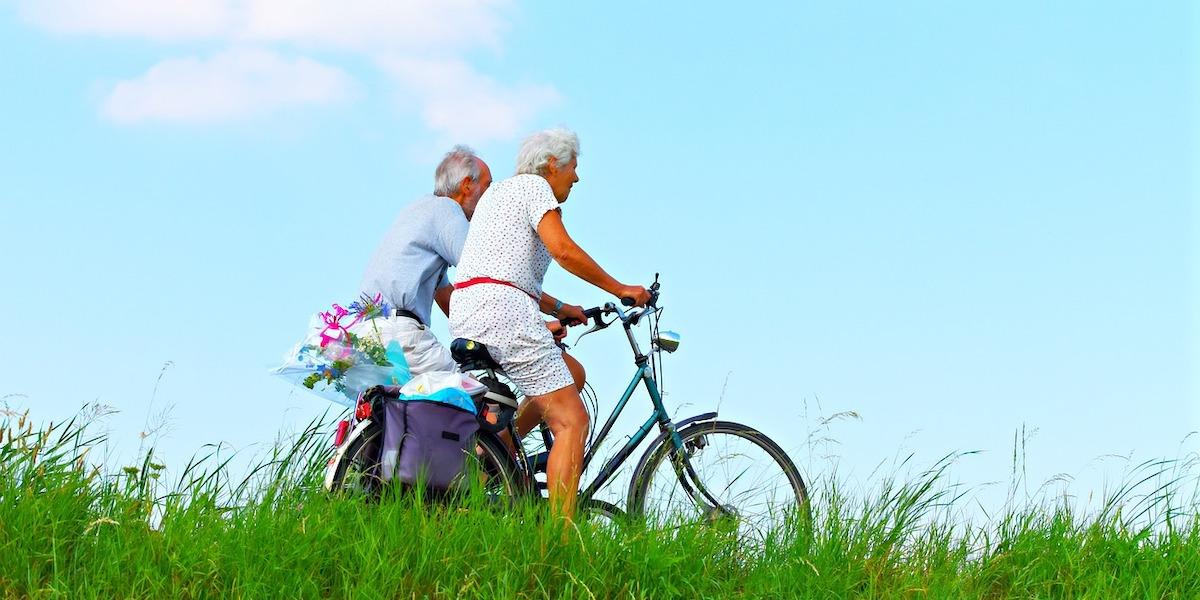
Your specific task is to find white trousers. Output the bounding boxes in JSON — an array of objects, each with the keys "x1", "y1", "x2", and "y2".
[{"x1": 348, "y1": 316, "x2": 458, "y2": 377}]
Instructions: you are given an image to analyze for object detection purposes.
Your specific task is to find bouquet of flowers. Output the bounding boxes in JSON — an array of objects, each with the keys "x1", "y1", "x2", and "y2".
[{"x1": 272, "y1": 293, "x2": 413, "y2": 406}]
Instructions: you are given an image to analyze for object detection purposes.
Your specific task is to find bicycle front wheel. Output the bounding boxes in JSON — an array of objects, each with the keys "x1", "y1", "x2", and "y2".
[{"x1": 628, "y1": 421, "x2": 810, "y2": 541}]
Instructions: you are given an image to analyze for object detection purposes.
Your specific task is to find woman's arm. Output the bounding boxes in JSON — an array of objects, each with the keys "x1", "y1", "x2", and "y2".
[
  {"x1": 536, "y1": 210, "x2": 649, "y2": 305},
  {"x1": 538, "y1": 290, "x2": 588, "y2": 324},
  {"x1": 538, "y1": 291, "x2": 563, "y2": 315}
]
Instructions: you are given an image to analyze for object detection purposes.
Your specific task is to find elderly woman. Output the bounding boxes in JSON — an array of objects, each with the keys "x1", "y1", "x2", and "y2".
[{"x1": 449, "y1": 127, "x2": 650, "y2": 520}]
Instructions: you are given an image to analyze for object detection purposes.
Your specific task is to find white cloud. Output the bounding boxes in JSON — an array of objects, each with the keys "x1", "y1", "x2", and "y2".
[
  {"x1": 102, "y1": 48, "x2": 353, "y2": 123},
  {"x1": 381, "y1": 56, "x2": 561, "y2": 143},
  {"x1": 19, "y1": 0, "x2": 560, "y2": 137},
  {"x1": 239, "y1": 0, "x2": 508, "y2": 53},
  {"x1": 19, "y1": 0, "x2": 507, "y2": 51},
  {"x1": 19, "y1": 0, "x2": 233, "y2": 40}
]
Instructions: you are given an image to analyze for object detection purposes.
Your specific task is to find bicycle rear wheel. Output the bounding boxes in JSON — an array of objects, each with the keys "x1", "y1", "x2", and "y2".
[
  {"x1": 628, "y1": 420, "x2": 810, "y2": 542},
  {"x1": 463, "y1": 431, "x2": 522, "y2": 504},
  {"x1": 327, "y1": 422, "x2": 521, "y2": 502},
  {"x1": 328, "y1": 421, "x2": 384, "y2": 497}
]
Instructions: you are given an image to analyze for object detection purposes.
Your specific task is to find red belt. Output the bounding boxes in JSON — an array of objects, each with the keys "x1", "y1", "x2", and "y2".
[{"x1": 454, "y1": 277, "x2": 539, "y2": 301}]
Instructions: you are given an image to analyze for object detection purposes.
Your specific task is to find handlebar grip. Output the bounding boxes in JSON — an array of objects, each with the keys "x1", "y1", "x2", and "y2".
[
  {"x1": 621, "y1": 297, "x2": 635, "y2": 307},
  {"x1": 559, "y1": 306, "x2": 603, "y2": 327}
]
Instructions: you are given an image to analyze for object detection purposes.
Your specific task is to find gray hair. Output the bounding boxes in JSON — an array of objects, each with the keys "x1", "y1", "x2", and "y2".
[
  {"x1": 434, "y1": 145, "x2": 483, "y2": 197},
  {"x1": 515, "y1": 127, "x2": 580, "y2": 176}
]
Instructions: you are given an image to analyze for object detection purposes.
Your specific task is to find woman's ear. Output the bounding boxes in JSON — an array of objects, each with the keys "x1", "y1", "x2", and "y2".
[{"x1": 544, "y1": 155, "x2": 559, "y2": 175}]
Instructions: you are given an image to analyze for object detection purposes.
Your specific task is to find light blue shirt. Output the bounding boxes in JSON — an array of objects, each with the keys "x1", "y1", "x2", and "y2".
[{"x1": 360, "y1": 195, "x2": 468, "y2": 326}]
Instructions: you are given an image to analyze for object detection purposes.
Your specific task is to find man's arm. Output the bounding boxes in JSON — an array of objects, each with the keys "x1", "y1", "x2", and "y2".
[
  {"x1": 432, "y1": 205, "x2": 468, "y2": 319},
  {"x1": 436, "y1": 207, "x2": 469, "y2": 267},
  {"x1": 434, "y1": 284, "x2": 453, "y2": 318}
]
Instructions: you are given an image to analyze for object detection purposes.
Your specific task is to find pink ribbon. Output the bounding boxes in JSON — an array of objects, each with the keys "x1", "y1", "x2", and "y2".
[
  {"x1": 319, "y1": 304, "x2": 352, "y2": 348},
  {"x1": 319, "y1": 293, "x2": 386, "y2": 356}
]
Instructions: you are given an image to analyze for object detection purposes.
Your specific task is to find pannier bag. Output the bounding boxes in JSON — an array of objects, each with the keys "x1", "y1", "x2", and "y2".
[{"x1": 376, "y1": 372, "x2": 480, "y2": 489}]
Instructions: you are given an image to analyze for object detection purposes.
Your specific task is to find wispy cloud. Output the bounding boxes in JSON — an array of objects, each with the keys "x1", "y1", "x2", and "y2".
[
  {"x1": 381, "y1": 56, "x2": 561, "y2": 144},
  {"x1": 19, "y1": 0, "x2": 233, "y2": 40},
  {"x1": 18, "y1": 0, "x2": 558, "y2": 140},
  {"x1": 103, "y1": 48, "x2": 354, "y2": 123},
  {"x1": 238, "y1": 0, "x2": 508, "y2": 53},
  {"x1": 20, "y1": 0, "x2": 508, "y2": 51}
]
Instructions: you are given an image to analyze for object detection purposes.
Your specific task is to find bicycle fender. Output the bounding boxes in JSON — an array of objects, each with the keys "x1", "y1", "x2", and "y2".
[
  {"x1": 627, "y1": 411, "x2": 718, "y2": 493},
  {"x1": 323, "y1": 419, "x2": 376, "y2": 491}
]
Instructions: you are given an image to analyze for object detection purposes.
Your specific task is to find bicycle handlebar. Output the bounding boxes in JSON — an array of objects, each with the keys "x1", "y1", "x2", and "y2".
[
  {"x1": 562, "y1": 277, "x2": 661, "y2": 338},
  {"x1": 557, "y1": 306, "x2": 604, "y2": 327},
  {"x1": 620, "y1": 278, "x2": 661, "y2": 308}
]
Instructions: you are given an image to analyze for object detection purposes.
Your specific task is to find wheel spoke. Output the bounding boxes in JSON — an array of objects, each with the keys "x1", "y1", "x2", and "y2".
[
  {"x1": 329, "y1": 426, "x2": 521, "y2": 505},
  {"x1": 631, "y1": 422, "x2": 809, "y2": 544}
]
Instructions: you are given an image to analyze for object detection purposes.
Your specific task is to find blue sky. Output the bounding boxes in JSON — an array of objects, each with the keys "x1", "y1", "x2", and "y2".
[{"x1": 1, "y1": 1, "x2": 1196, "y2": 511}]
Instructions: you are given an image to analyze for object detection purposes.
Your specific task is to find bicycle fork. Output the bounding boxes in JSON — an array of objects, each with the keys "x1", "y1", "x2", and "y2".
[
  {"x1": 636, "y1": 365, "x2": 731, "y2": 517},
  {"x1": 661, "y1": 422, "x2": 736, "y2": 518}
]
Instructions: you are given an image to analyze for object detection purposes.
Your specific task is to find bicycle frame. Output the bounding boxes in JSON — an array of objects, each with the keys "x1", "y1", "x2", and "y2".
[
  {"x1": 499, "y1": 295, "x2": 728, "y2": 510},
  {"x1": 576, "y1": 361, "x2": 679, "y2": 502}
]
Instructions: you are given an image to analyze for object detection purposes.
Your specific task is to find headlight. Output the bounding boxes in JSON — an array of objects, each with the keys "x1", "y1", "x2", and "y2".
[{"x1": 655, "y1": 330, "x2": 681, "y2": 353}]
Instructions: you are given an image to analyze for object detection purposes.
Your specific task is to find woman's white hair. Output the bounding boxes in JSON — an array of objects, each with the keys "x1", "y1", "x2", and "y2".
[
  {"x1": 515, "y1": 127, "x2": 580, "y2": 176},
  {"x1": 434, "y1": 145, "x2": 483, "y2": 197}
]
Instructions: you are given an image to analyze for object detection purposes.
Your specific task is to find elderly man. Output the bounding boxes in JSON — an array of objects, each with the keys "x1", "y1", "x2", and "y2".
[
  {"x1": 355, "y1": 145, "x2": 492, "y2": 375},
  {"x1": 450, "y1": 128, "x2": 650, "y2": 520}
]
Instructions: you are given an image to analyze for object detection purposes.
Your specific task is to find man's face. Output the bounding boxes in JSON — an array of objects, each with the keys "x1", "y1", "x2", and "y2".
[
  {"x1": 462, "y1": 160, "x2": 492, "y2": 220},
  {"x1": 545, "y1": 155, "x2": 579, "y2": 203}
]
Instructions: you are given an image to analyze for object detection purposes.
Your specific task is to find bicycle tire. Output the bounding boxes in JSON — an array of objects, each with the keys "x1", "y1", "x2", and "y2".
[
  {"x1": 467, "y1": 431, "x2": 523, "y2": 504},
  {"x1": 627, "y1": 420, "x2": 810, "y2": 539},
  {"x1": 579, "y1": 498, "x2": 626, "y2": 529},
  {"x1": 327, "y1": 422, "x2": 522, "y2": 501},
  {"x1": 328, "y1": 421, "x2": 384, "y2": 497}
]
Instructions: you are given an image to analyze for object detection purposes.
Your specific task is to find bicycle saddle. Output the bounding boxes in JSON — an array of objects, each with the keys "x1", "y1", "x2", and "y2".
[{"x1": 450, "y1": 338, "x2": 502, "y2": 371}]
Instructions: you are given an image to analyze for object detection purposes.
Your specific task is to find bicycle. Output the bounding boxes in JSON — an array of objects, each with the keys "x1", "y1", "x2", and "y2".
[{"x1": 326, "y1": 276, "x2": 810, "y2": 539}]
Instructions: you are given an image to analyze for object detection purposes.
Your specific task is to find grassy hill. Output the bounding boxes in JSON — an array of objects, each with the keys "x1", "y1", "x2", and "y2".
[{"x1": 2, "y1": 413, "x2": 1197, "y2": 599}]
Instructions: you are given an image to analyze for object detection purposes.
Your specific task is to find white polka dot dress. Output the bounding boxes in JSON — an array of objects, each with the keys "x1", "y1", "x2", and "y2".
[{"x1": 449, "y1": 174, "x2": 574, "y2": 397}]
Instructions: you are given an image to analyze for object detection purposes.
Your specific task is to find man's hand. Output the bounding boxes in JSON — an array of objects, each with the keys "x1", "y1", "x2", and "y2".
[
  {"x1": 616, "y1": 285, "x2": 652, "y2": 307},
  {"x1": 547, "y1": 320, "x2": 569, "y2": 342},
  {"x1": 557, "y1": 303, "x2": 589, "y2": 327}
]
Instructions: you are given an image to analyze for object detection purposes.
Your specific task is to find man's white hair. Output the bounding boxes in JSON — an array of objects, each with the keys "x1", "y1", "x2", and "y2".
[
  {"x1": 515, "y1": 127, "x2": 580, "y2": 176},
  {"x1": 434, "y1": 145, "x2": 483, "y2": 197}
]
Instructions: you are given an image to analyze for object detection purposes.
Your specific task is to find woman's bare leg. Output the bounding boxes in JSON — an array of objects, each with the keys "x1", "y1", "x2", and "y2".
[
  {"x1": 563, "y1": 350, "x2": 587, "y2": 393},
  {"x1": 513, "y1": 349, "x2": 586, "y2": 440},
  {"x1": 520, "y1": 384, "x2": 588, "y2": 521}
]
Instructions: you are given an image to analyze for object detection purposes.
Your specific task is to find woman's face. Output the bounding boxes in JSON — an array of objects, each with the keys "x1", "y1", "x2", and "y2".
[{"x1": 544, "y1": 155, "x2": 579, "y2": 202}]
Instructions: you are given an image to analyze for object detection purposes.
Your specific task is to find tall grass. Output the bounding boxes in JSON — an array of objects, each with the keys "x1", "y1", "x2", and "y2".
[{"x1": 1, "y1": 410, "x2": 1198, "y2": 599}]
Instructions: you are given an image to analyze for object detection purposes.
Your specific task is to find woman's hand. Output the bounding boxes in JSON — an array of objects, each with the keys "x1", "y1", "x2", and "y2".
[
  {"x1": 557, "y1": 303, "x2": 589, "y2": 326},
  {"x1": 546, "y1": 320, "x2": 569, "y2": 342},
  {"x1": 616, "y1": 285, "x2": 652, "y2": 307}
]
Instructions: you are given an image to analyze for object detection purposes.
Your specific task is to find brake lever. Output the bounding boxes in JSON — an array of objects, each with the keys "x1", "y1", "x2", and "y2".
[
  {"x1": 574, "y1": 314, "x2": 615, "y2": 344},
  {"x1": 628, "y1": 308, "x2": 646, "y2": 327}
]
